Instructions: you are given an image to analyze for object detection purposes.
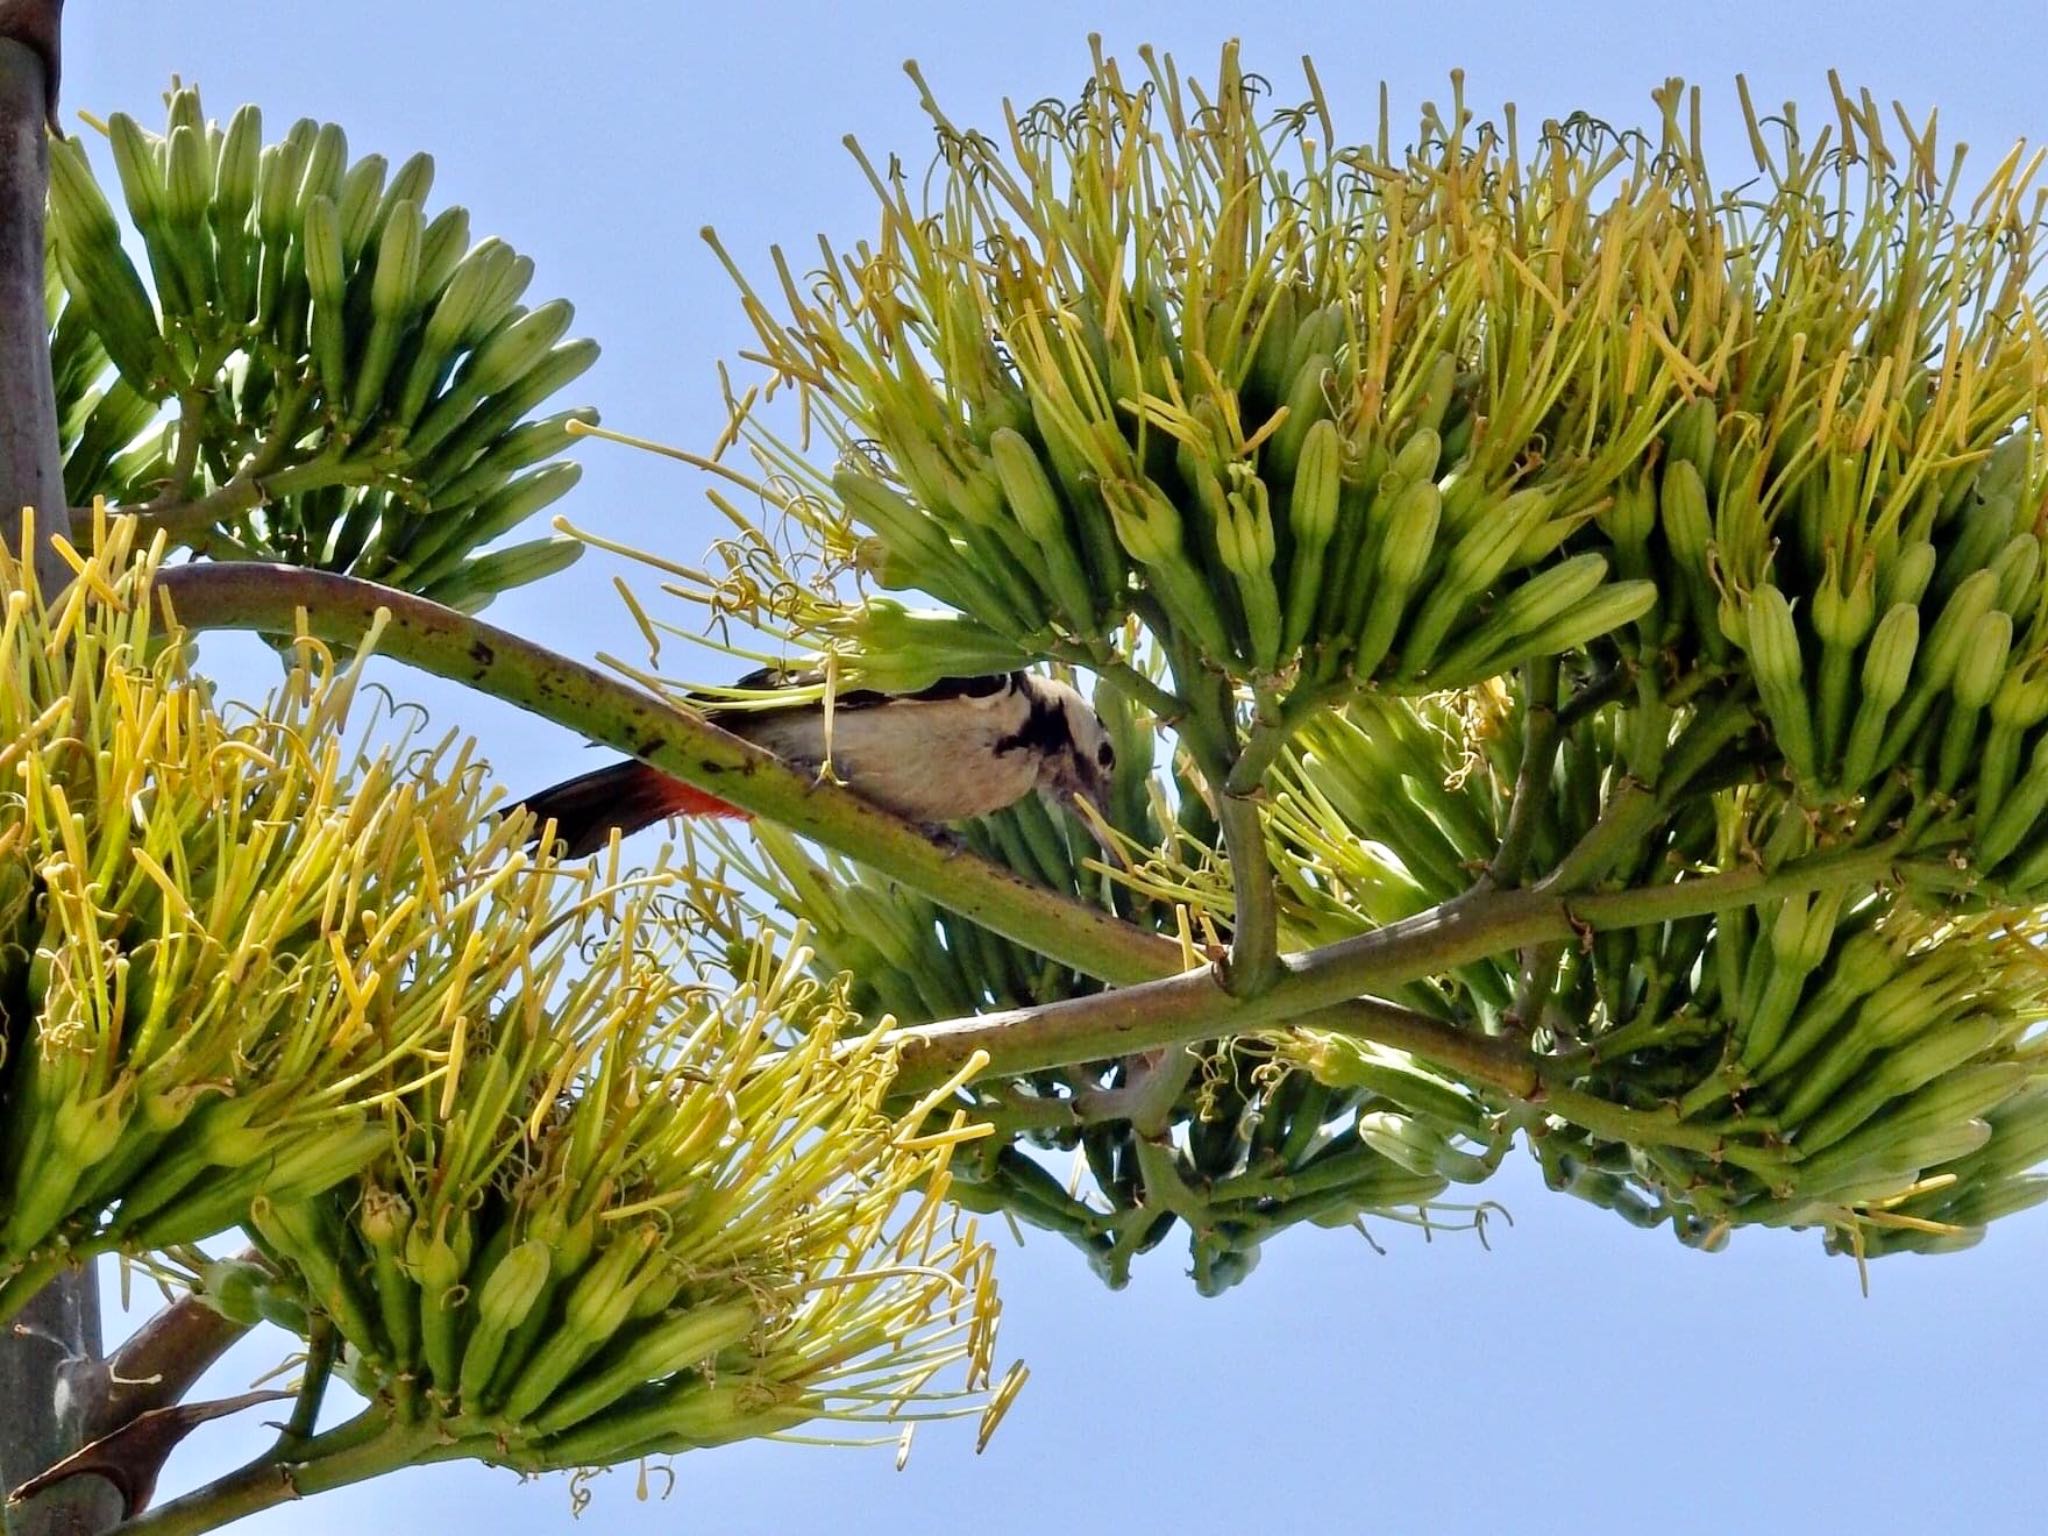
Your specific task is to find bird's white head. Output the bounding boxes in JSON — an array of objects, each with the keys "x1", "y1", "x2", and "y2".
[{"x1": 1017, "y1": 675, "x2": 1116, "y2": 816}]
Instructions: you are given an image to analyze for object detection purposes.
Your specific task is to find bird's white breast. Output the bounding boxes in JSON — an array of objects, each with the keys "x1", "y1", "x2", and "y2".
[{"x1": 738, "y1": 687, "x2": 1043, "y2": 823}]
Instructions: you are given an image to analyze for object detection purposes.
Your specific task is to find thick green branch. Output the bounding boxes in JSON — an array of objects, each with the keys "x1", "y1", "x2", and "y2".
[
  {"x1": 154, "y1": 563, "x2": 1180, "y2": 987},
  {"x1": 273, "y1": 1318, "x2": 336, "y2": 1455},
  {"x1": 152, "y1": 564, "x2": 1921, "y2": 1155},
  {"x1": 1487, "y1": 658, "x2": 1559, "y2": 888},
  {"x1": 129, "y1": 455, "x2": 385, "y2": 549},
  {"x1": 887, "y1": 840, "x2": 1913, "y2": 1094},
  {"x1": 1214, "y1": 790, "x2": 1280, "y2": 995},
  {"x1": 113, "y1": 1412, "x2": 433, "y2": 1536}
]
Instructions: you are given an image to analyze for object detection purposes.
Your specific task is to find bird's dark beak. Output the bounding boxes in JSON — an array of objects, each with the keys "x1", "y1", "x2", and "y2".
[{"x1": 1058, "y1": 784, "x2": 1119, "y2": 855}]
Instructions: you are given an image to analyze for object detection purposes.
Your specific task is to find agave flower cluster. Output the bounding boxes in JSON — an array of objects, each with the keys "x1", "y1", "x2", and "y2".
[
  {"x1": 48, "y1": 82, "x2": 595, "y2": 605},
  {"x1": 0, "y1": 515, "x2": 1003, "y2": 1463},
  {"x1": 589, "y1": 45, "x2": 2048, "y2": 1276}
]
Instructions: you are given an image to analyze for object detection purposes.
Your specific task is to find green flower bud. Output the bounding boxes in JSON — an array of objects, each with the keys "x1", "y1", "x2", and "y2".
[
  {"x1": 1952, "y1": 609, "x2": 2014, "y2": 709},
  {"x1": 1884, "y1": 540, "x2": 1938, "y2": 608},
  {"x1": 1860, "y1": 603, "x2": 1920, "y2": 707}
]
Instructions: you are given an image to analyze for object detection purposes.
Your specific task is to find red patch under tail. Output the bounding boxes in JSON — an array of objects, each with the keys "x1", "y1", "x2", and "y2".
[{"x1": 515, "y1": 759, "x2": 749, "y2": 858}]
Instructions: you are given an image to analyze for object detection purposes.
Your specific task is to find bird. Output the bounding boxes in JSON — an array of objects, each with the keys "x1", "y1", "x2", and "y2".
[{"x1": 514, "y1": 667, "x2": 1117, "y2": 858}]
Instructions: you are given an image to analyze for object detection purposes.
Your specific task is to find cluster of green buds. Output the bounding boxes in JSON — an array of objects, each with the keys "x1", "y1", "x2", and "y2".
[
  {"x1": 1694, "y1": 427, "x2": 2048, "y2": 883},
  {"x1": 0, "y1": 513, "x2": 490, "y2": 1314},
  {"x1": 1836, "y1": 1079, "x2": 2048, "y2": 1257},
  {"x1": 200, "y1": 918, "x2": 1005, "y2": 1469},
  {"x1": 688, "y1": 43, "x2": 1707, "y2": 730},
  {"x1": 709, "y1": 727, "x2": 1504, "y2": 1295},
  {"x1": 581, "y1": 48, "x2": 2048, "y2": 1278},
  {"x1": 46, "y1": 82, "x2": 596, "y2": 608},
  {"x1": 1241, "y1": 702, "x2": 2048, "y2": 1252},
  {"x1": 1552, "y1": 898, "x2": 2048, "y2": 1251},
  {"x1": 0, "y1": 515, "x2": 1009, "y2": 1469}
]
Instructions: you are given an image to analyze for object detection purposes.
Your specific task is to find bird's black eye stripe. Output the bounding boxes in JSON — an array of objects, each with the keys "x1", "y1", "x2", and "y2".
[{"x1": 993, "y1": 697, "x2": 1070, "y2": 758}]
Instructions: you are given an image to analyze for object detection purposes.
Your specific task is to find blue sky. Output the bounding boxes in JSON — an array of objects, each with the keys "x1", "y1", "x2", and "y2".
[{"x1": 62, "y1": 3, "x2": 2048, "y2": 1532}]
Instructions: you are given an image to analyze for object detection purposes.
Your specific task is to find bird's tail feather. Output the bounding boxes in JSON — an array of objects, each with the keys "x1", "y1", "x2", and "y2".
[{"x1": 514, "y1": 759, "x2": 746, "y2": 858}]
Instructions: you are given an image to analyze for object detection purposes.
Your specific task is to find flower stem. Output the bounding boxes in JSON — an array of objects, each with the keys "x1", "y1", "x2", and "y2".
[
  {"x1": 115, "y1": 1413, "x2": 436, "y2": 1536},
  {"x1": 884, "y1": 840, "x2": 1914, "y2": 1094},
  {"x1": 1487, "y1": 658, "x2": 1560, "y2": 888}
]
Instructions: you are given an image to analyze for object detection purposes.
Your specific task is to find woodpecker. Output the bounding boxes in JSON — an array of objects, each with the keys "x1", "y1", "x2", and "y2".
[{"x1": 516, "y1": 667, "x2": 1117, "y2": 857}]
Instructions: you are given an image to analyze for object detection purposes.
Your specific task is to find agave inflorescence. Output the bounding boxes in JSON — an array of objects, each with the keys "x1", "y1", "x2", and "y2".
[
  {"x1": 0, "y1": 514, "x2": 1007, "y2": 1476},
  {"x1": 0, "y1": 507, "x2": 505, "y2": 1311},
  {"x1": 562, "y1": 43, "x2": 2048, "y2": 1279},
  {"x1": 207, "y1": 916, "x2": 1006, "y2": 1469},
  {"x1": 47, "y1": 82, "x2": 596, "y2": 606}
]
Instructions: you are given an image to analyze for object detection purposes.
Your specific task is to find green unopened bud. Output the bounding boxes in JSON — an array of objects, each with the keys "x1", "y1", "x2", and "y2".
[
  {"x1": 336, "y1": 153, "x2": 390, "y2": 264},
  {"x1": 476, "y1": 1238, "x2": 553, "y2": 1335},
  {"x1": 1952, "y1": 609, "x2": 2014, "y2": 709},
  {"x1": 1288, "y1": 418, "x2": 1344, "y2": 547},
  {"x1": 1771, "y1": 886, "x2": 1842, "y2": 972},
  {"x1": 1860, "y1": 603, "x2": 1920, "y2": 707},
  {"x1": 988, "y1": 427, "x2": 1066, "y2": 543},
  {"x1": 1718, "y1": 588, "x2": 1751, "y2": 650},
  {"x1": 256, "y1": 141, "x2": 302, "y2": 245},
  {"x1": 1922, "y1": 570, "x2": 2001, "y2": 690},
  {"x1": 1667, "y1": 398, "x2": 1718, "y2": 480},
  {"x1": 1745, "y1": 584, "x2": 1818, "y2": 778},
  {"x1": 192, "y1": 1098, "x2": 267, "y2": 1168},
  {"x1": 1659, "y1": 459, "x2": 1711, "y2": 571},
  {"x1": 1410, "y1": 350, "x2": 1459, "y2": 435},
  {"x1": 1978, "y1": 729, "x2": 2048, "y2": 867},
  {"x1": 1743, "y1": 584, "x2": 1804, "y2": 694},
  {"x1": 1991, "y1": 665, "x2": 2048, "y2": 729},
  {"x1": 1992, "y1": 533, "x2": 2043, "y2": 616},
  {"x1": 1884, "y1": 540, "x2": 1938, "y2": 609},
  {"x1": 163, "y1": 125, "x2": 210, "y2": 230},
  {"x1": 359, "y1": 1186, "x2": 413, "y2": 1253},
  {"x1": 215, "y1": 104, "x2": 263, "y2": 219},
  {"x1": 301, "y1": 194, "x2": 346, "y2": 309},
  {"x1": 527, "y1": 1299, "x2": 761, "y2": 1437},
  {"x1": 1446, "y1": 486, "x2": 1547, "y2": 591},
  {"x1": 1598, "y1": 472, "x2": 1657, "y2": 550},
  {"x1": 198, "y1": 1258, "x2": 270, "y2": 1328},
  {"x1": 1380, "y1": 480, "x2": 1443, "y2": 589},
  {"x1": 1267, "y1": 351, "x2": 1333, "y2": 476},
  {"x1": 833, "y1": 601, "x2": 1031, "y2": 691},
  {"x1": 371, "y1": 199, "x2": 424, "y2": 318},
  {"x1": 1812, "y1": 566, "x2": 1877, "y2": 648},
  {"x1": 1390, "y1": 425, "x2": 1441, "y2": 485}
]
